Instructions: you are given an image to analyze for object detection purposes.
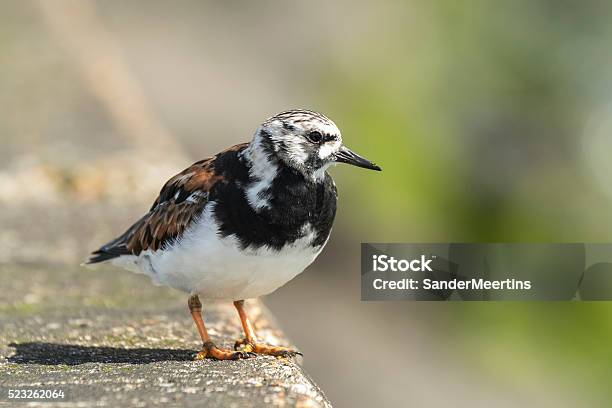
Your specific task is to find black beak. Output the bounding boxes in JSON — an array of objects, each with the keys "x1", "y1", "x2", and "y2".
[{"x1": 335, "y1": 145, "x2": 382, "y2": 171}]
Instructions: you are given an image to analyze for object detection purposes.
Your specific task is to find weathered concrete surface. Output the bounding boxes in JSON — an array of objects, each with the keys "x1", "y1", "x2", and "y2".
[{"x1": 0, "y1": 263, "x2": 331, "y2": 407}]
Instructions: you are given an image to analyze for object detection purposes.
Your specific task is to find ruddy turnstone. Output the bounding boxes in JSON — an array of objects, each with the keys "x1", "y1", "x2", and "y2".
[{"x1": 87, "y1": 109, "x2": 381, "y2": 360}]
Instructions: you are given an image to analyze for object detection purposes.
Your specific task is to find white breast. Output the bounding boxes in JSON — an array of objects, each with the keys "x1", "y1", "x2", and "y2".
[{"x1": 112, "y1": 203, "x2": 326, "y2": 300}]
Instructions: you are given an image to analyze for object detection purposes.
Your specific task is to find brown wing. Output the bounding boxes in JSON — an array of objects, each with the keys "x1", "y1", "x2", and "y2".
[{"x1": 87, "y1": 143, "x2": 247, "y2": 263}]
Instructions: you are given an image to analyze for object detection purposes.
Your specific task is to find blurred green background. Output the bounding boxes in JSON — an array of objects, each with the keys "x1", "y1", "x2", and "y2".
[{"x1": 1, "y1": 1, "x2": 612, "y2": 406}]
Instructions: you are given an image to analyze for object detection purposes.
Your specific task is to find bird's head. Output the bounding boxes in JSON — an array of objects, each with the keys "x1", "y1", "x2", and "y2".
[{"x1": 252, "y1": 109, "x2": 381, "y2": 180}]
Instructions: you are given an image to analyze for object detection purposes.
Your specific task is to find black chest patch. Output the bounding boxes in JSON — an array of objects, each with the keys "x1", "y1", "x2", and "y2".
[{"x1": 212, "y1": 164, "x2": 337, "y2": 251}]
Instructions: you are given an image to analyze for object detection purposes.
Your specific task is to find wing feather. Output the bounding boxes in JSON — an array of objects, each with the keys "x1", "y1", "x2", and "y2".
[{"x1": 87, "y1": 143, "x2": 247, "y2": 263}]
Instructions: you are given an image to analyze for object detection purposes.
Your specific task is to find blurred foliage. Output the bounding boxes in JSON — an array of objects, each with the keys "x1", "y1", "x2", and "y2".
[
  {"x1": 327, "y1": 1, "x2": 612, "y2": 241},
  {"x1": 322, "y1": 1, "x2": 612, "y2": 403}
]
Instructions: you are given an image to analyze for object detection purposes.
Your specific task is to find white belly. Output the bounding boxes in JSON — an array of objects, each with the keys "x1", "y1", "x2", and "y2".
[{"x1": 111, "y1": 204, "x2": 326, "y2": 300}]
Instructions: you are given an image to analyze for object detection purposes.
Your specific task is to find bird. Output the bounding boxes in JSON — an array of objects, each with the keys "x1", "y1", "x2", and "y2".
[{"x1": 87, "y1": 109, "x2": 381, "y2": 360}]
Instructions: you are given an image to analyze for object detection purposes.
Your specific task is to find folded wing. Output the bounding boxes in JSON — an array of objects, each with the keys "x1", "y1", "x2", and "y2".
[{"x1": 86, "y1": 144, "x2": 248, "y2": 264}]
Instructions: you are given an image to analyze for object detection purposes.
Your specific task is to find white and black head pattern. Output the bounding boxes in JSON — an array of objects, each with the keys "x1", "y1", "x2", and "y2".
[
  {"x1": 240, "y1": 109, "x2": 380, "y2": 212},
  {"x1": 254, "y1": 110, "x2": 343, "y2": 179}
]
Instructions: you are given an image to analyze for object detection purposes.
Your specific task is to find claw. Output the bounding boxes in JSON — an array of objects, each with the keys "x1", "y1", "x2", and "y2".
[
  {"x1": 234, "y1": 338, "x2": 249, "y2": 351},
  {"x1": 234, "y1": 338, "x2": 301, "y2": 358},
  {"x1": 272, "y1": 349, "x2": 301, "y2": 358},
  {"x1": 196, "y1": 341, "x2": 255, "y2": 361}
]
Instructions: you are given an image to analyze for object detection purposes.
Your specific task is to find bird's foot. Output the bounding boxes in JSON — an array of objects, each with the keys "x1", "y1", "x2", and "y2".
[
  {"x1": 234, "y1": 338, "x2": 302, "y2": 358},
  {"x1": 196, "y1": 341, "x2": 255, "y2": 360}
]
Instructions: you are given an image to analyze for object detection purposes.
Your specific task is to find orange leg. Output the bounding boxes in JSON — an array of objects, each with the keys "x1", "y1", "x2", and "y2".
[
  {"x1": 233, "y1": 300, "x2": 302, "y2": 357},
  {"x1": 188, "y1": 295, "x2": 254, "y2": 360}
]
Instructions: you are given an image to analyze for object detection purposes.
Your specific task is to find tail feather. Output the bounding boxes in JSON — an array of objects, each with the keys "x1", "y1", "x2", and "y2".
[
  {"x1": 85, "y1": 242, "x2": 132, "y2": 265},
  {"x1": 86, "y1": 250, "x2": 121, "y2": 264},
  {"x1": 85, "y1": 215, "x2": 146, "y2": 265},
  {"x1": 86, "y1": 251, "x2": 113, "y2": 264}
]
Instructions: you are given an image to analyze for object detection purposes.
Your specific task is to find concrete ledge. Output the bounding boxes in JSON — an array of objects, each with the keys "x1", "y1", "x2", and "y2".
[{"x1": 0, "y1": 268, "x2": 331, "y2": 408}]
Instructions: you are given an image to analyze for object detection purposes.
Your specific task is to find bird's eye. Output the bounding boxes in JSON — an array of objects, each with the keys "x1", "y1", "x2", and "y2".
[{"x1": 307, "y1": 131, "x2": 323, "y2": 143}]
